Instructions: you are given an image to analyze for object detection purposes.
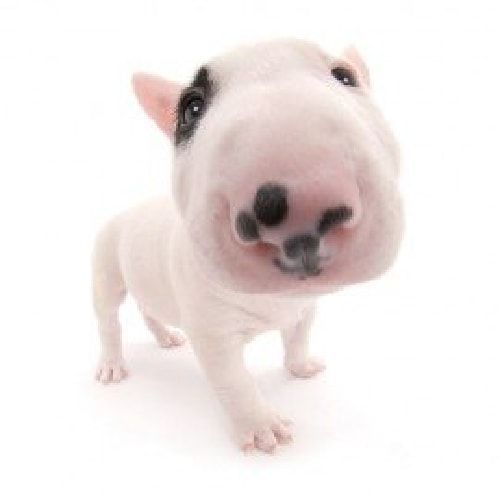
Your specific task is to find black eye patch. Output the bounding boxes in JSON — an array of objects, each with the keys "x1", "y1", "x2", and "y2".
[{"x1": 175, "y1": 66, "x2": 215, "y2": 146}]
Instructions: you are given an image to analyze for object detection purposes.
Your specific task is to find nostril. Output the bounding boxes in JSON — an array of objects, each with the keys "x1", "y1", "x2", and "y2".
[
  {"x1": 284, "y1": 233, "x2": 320, "y2": 259},
  {"x1": 317, "y1": 205, "x2": 353, "y2": 235},
  {"x1": 235, "y1": 210, "x2": 259, "y2": 241},
  {"x1": 253, "y1": 183, "x2": 288, "y2": 227}
]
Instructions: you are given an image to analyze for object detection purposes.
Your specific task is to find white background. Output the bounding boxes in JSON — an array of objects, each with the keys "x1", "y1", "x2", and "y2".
[{"x1": 1, "y1": 0, "x2": 499, "y2": 498}]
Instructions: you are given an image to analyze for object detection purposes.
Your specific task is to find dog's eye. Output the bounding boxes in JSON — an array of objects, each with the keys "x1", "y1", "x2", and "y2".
[
  {"x1": 331, "y1": 66, "x2": 358, "y2": 87},
  {"x1": 182, "y1": 96, "x2": 205, "y2": 126}
]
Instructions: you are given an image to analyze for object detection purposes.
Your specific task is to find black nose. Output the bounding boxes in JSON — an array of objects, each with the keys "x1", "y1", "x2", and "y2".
[{"x1": 253, "y1": 183, "x2": 288, "y2": 227}]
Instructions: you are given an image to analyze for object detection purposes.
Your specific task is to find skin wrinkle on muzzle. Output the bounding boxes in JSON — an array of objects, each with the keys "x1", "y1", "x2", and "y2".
[{"x1": 93, "y1": 39, "x2": 404, "y2": 453}]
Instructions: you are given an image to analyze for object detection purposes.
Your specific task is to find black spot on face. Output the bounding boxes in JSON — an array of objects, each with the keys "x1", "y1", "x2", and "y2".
[
  {"x1": 175, "y1": 66, "x2": 215, "y2": 146},
  {"x1": 317, "y1": 205, "x2": 353, "y2": 235},
  {"x1": 277, "y1": 233, "x2": 321, "y2": 278},
  {"x1": 283, "y1": 233, "x2": 320, "y2": 260},
  {"x1": 253, "y1": 183, "x2": 288, "y2": 227},
  {"x1": 236, "y1": 211, "x2": 259, "y2": 241}
]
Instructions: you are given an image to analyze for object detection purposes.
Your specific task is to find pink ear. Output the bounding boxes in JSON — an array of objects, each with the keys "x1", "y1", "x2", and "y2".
[
  {"x1": 132, "y1": 73, "x2": 183, "y2": 137},
  {"x1": 342, "y1": 46, "x2": 370, "y2": 87}
]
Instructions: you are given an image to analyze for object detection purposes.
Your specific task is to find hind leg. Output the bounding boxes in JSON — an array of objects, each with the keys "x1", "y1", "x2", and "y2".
[
  {"x1": 143, "y1": 315, "x2": 185, "y2": 348},
  {"x1": 92, "y1": 226, "x2": 128, "y2": 383}
]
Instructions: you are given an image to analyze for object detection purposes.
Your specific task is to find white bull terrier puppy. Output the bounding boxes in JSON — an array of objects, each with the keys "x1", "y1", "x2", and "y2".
[{"x1": 92, "y1": 39, "x2": 404, "y2": 453}]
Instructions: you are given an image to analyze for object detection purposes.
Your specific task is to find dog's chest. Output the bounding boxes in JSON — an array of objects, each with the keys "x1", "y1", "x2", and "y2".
[{"x1": 221, "y1": 292, "x2": 315, "y2": 334}]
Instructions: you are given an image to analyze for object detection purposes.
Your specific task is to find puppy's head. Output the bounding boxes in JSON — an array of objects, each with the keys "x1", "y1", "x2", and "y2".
[{"x1": 133, "y1": 39, "x2": 403, "y2": 294}]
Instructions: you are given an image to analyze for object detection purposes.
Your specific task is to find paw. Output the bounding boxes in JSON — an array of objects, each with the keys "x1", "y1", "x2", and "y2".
[
  {"x1": 156, "y1": 327, "x2": 186, "y2": 349},
  {"x1": 95, "y1": 359, "x2": 128, "y2": 384},
  {"x1": 286, "y1": 356, "x2": 325, "y2": 379},
  {"x1": 237, "y1": 412, "x2": 293, "y2": 454}
]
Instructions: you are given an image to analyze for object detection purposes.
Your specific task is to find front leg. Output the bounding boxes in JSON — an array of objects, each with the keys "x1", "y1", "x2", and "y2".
[
  {"x1": 191, "y1": 333, "x2": 292, "y2": 453},
  {"x1": 281, "y1": 305, "x2": 325, "y2": 378}
]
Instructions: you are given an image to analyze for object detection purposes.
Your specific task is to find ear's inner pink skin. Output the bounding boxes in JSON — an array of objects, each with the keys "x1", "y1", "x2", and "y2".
[{"x1": 132, "y1": 73, "x2": 182, "y2": 137}]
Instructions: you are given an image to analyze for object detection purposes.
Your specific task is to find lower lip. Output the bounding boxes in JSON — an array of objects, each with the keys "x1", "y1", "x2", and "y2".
[{"x1": 273, "y1": 258, "x2": 322, "y2": 278}]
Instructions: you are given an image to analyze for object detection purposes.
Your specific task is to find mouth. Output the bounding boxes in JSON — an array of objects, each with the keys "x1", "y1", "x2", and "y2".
[{"x1": 273, "y1": 257, "x2": 323, "y2": 279}]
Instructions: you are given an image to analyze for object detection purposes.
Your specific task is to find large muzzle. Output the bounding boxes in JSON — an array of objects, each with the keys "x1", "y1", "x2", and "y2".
[{"x1": 231, "y1": 169, "x2": 362, "y2": 278}]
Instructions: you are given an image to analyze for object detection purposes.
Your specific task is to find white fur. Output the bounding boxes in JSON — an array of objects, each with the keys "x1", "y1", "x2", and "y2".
[{"x1": 92, "y1": 39, "x2": 403, "y2": 453}]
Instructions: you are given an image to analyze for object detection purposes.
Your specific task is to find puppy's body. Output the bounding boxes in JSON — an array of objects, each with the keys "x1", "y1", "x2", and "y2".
[{"x1": 92, "y1": 39, "x2": 403, "y2": 452}]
